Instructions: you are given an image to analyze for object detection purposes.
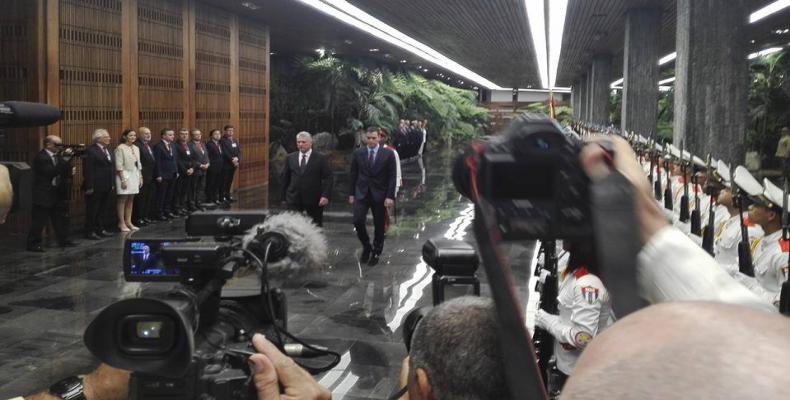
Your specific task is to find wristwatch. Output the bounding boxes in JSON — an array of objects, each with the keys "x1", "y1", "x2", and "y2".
[{"x1": 48, "y1": 376, "x2": 86, "y2": 400}]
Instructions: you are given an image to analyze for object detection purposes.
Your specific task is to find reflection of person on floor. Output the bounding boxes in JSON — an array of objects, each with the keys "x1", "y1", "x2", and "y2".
[{"x1": 378, "y1": 128, "x2": 401, "y2": 231}]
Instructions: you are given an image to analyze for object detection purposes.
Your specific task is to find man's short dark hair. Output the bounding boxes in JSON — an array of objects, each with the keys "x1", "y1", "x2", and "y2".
[
  {"x1": 366, "y1": 127, "x2": 379, "y2": 134},
  {"x1": 223, "y1": 124, "x2": 234, "y2": 131},
  {"x1": 410, "y1": 296, "x2": 510, "y2": 400},
  {"x1": 160, "y1": 128, "x2": 173, "y2": 137}
]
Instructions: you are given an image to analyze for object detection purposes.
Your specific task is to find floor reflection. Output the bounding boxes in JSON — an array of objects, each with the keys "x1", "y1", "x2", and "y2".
[{"x1": 0, "y1": 149, "x2": 537, "y2": 399}]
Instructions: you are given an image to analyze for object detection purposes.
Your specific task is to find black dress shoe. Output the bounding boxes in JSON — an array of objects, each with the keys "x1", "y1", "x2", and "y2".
[
  {"x1": 368, "y1": 253, "x2": 380, "y2": 266},
  {"x1": 58, "y1": 241, "x2": 77, "y2": 248},
  {"x1": 26, "y1": 245, "x2": 45, "y2": 252},
  {"x1": 84, "y1": 232, "x2": 102, "y2": 240},
  {"x1": 359, "y1": 247, "x2": 372, "y2": 263},
  {"x1": 156, "y1": 215, "x2": 169, "y2": 221},
  {"x1": 165, "y1": 212, "x2": 177, "y2": 219}
]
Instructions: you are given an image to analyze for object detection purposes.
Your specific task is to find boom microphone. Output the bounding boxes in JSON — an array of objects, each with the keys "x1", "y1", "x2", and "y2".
[{"x1": 0, "y1": 101, "x2": 61, "y2": 128}]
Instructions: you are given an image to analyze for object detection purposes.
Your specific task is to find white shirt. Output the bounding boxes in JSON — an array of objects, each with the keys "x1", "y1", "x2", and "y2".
[
  {"x1": 299, "y1": 149, "x2": 312, "y2": 167},
  {"x1": 535, "y1": 267, "x2": 615, "y2": 375},
  {"x1": 733, "y1": 229, "x2": 789, "y2": 308}
]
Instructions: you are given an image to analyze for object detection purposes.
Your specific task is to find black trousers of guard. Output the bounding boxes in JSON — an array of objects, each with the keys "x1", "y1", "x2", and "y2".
[{"x1": 353, "y1": 194, "x2": 386, "y2": 254}]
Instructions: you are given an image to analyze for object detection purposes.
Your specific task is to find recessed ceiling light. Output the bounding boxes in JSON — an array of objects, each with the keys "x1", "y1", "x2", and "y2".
[
  {"x1": 751, "y1": 39, "x2": 756, "y2": 43},
  {"x1": 423, "y1": 68, "x2": 429, "y2": 72},
  {"x1": 400, "y1": 59, "x2": 407, "y2": 63},
  {"x1": 344, "y1": 39, "x2": 353, "y2": 45},
  {"x1": 369, "y1": 48, "x2": 379, "y2": 52},
  {"x1": 241, "y1": 2, "x2": 260, "y2": 10},
  {"x1": 473, "y1": 86, "x2": 479, "y2": 90},
  {"x1": 384, "y1": 53, "x2": 392, "y2": 58},
  {"x1": 270, "y1": 52, "x2": 276, "y2": 55}
]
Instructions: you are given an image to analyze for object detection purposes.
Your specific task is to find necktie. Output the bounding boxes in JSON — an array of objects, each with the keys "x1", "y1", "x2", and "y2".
[
  {"x1": 368, "y1": 149, "x2": 374, "y2": 166},
  {"x1": 166, "y1": 143, "x2": 171, "y2": 155},
  {"x1": 217, "y1": 141, "x2": 222, "y2": 154},
  {"x1": 300, "y1": 153, "x2": 306, "y2": 169},
  {"x1": 101, "y1": 146, "x2": 109, "y2": 159},
  {"x1": 51, "y1": 153, "x2": 57, "y2": 166}
]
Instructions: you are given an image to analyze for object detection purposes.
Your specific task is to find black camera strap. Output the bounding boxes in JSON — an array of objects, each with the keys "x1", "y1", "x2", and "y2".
[{"x1": 591, "y1": 170, "x2": 648, "y2": 317}]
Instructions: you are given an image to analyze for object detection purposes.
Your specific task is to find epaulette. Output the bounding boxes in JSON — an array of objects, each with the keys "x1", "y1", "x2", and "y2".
[
  {"x1": 779, "y1": 238, "x2": 789, "y2": 253},
  {"x1": 574, "y1": 266, "x2": 589, "y2": 280}
]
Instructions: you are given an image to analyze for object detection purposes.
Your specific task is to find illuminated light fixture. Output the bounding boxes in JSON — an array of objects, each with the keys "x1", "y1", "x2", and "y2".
[
  {"x1": 658, "y1": 85, "x2": 672, "y2": 92},
  {"x1": 369, "y1": 48, "x2": 379, "y2": 52},
  {"x1": 748, "y1": 46, "x2": 783, "y2": 59},
  {"x1": 610, "y1": 77, "x2": 624, "y2": 88},
  {"x1": 658, "y1": 52, "x2": 676, "y2": 65},
  {"x1": 315, "y1": 48, "x2": 326, "y2": 57},
  {"x1": 241, "y1": 1, "x2": 260, "y2": 10},
  {"x1": 423, "y1": 68, "x2": 429, "y2": 72},
  {"x1": 659, "y1": 76, "x2": 675, "y2": 85},
  {"x1": 749, "y1": 0, "x2": 790, "y2": 23},
  {"x1": 295, "y1": 0, "x2": 504, "y2": 89},
  {"x1": 400, "y1": 59, "x2": 407, "y2": 63},
  {"x1": 525, "y1": 0, "x2": 549, "y2": 89},
  {"x1": 548, "y1": 0, "x2": 569, "y2": 88},
  {"x1": 343, "y1": 39, "x2": 353, "y2": 44},
  {"x1": 473, "y1": 86, "x2": 479, "y2": 90},
  {"x1": 269, "y1": 52, "x2": 276, "y2": 55}
]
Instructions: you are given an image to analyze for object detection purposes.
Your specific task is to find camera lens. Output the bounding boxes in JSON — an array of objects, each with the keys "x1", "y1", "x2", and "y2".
[{"x1": 136, "y1": 321, "x2": 163, "y2": 339}]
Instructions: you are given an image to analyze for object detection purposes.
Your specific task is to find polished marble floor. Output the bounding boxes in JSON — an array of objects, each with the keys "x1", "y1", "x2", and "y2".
[{"x1": 0, "y1": 149, "x2": 537, "y2": 399}]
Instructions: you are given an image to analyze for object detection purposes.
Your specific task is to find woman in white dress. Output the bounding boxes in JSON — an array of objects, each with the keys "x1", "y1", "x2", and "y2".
[{"x1": 115, "y1": 129, "x2": 143, "y2": 232}]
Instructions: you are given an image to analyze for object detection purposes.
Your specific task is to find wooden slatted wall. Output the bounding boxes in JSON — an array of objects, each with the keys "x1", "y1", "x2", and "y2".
[
  {"x1": 237, "y1": 19, "x2": 269, "y2": 193},
  {"x1": 194, "y1": 1, "x2": 230, "y2": 133}
]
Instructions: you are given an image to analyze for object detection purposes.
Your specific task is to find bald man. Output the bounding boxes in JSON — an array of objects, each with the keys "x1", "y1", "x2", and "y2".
[
  {"x1": 563, "y1": 302, "x2": 790, "y2": 399},
  {"x1": 26, "y1": 135, "x2": 76, "y2": 251}
]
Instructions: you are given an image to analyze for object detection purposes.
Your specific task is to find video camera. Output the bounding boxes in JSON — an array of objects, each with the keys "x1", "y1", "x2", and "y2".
[
  {"x1": 84, "y1": 210, "x2": 335, "y2": 399},
  {"x1": 453, "y1": 113, "x2": 592, "y2": 241}
]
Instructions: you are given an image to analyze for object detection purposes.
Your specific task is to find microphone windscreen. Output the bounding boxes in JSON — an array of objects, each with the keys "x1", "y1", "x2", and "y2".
[{"x1": 0, "y1": 101, "x2": 61, "y2": 128}]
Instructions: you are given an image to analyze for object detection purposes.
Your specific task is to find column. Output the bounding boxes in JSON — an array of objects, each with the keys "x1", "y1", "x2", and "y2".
[
  {"x1": 578, "y1": 74, "x2": 588, "y2": 122},
  {"x1": 589, "y1": 54, "x2": 612, "y2": 126},
  {"x1": 571, "y1": 81, "x2": 580, "y2": 119},
  {"x1": 586, "y1": 66, "x2": 594, "y2": 123},
  {"x1": 621, "y1": 7, "x2": 661, "y2": 136},
  {"x1": 673, "y1": 0, "x2": 749, "y2": 163}
]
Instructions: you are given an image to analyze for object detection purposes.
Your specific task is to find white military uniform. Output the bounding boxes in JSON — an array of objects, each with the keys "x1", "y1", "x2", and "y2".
[
  {"x1": 715, "y1": 212, "x2": 764, "y2": 270},
  {"x1": 535, "y1": 267, "x2": 615, "y2": 375},
  {"x1": 733, "y1": 229, "x2": 789, "y2": 307}
]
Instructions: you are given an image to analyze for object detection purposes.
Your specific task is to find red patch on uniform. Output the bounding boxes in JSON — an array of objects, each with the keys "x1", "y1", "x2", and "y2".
[
  {"x1": 560, "y1": 342, "x2": 577, "y2": 351},
  {"x1": 580, "y1": 285, "x2": 600, "y2": 304},
  {"x1": 779, "y1": 239, "x2": 789, "y2": 253},
  {"x1": 743, "y1": 217, "x2": 755, "y2": 227},
  {"x1": 574, "y1": 266, "x2": 589, "y2": 280}
]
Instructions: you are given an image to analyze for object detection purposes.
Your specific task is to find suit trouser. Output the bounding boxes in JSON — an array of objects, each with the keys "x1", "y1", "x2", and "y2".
[
  {"x1": 133, "y1": 179, "x2": 157, "y2": 220},
  {"x1": 157, "y1": 178, "x2": 175, "y2": 215},
  {"x1": 174, "y1": 174, "x2": 194, "y2": 209},
  {"x1": 353, "y1": 196, "x2": 386, "y2": 253},
  {"x1": 27, "y1": 202, "x2": 69, "y2": 245},
  {"x1": 85, "y1": 190, "x2": 111, "y2": 234},
  {"x1": 192, "y1": 172, "x2": 206, "y2": 205},
  {"x1": 221, "y1": 164, "x2": 237, "y2": 200},
  {"x1": 205, "y1": 168, "x2": 223, "y2": 202},
  {"x1": 288, "y1": 202, "x2": 324, "y2": 227}
]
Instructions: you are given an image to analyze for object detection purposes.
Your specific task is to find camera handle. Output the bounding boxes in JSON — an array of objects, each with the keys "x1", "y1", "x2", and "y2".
[{"x1": 591, "y1": 170, "x2": 648, "y2": 317}]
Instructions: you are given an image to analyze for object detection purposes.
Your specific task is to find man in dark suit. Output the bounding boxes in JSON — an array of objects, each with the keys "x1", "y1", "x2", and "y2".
[
  {"x1": 174, "y1": 128, "x2": 195, "y2": 213},
  {"x1": 26, "y1": 135, "x2": 76, "y2": 251},
  {"x1": 220, "y1": 124, "x2": 241, "y2": 203},
  {"x1": 349, "y1": 127, "x2": 397, "y2": 266},
  {"x1": 205, "y1": 128, "x2": 225, "y2": 204},
  {"x1": 189, "y1": 128, "x2": 209, "y2": 210},
  {"x1": 132, "y1": 127, "x2": 157, "y2": 226},
  {"x1": 154, "y1": 128, "x2": 178, "y2": 220},
  {"x1": 83, "y1": 129, "x2": 115, "y2": 239},
  {"x1": 282, "y1": 131, "x2": 333, "y2": 226}
]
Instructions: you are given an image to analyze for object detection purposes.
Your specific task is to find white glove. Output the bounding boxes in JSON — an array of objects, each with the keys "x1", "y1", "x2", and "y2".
[{"x1": 534, "y1": 309, "x2": 558, "y2": 331}]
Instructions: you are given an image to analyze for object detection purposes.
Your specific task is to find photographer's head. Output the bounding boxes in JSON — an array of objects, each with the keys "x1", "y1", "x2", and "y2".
[
  {"x1": 408, "y1": 296, "x2": 509, "y2": 400},
  {"x1": 43, "y1": 135, "x2": 63, "y2": 152}
]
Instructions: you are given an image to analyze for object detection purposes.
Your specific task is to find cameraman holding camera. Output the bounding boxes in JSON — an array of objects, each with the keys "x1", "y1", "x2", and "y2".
[
  {"x1": 25, "y1": 135, "x2": 77, "y2": 251},
  {"x1": 18, "y1": 334, "x2": 329, "y2": 400}
]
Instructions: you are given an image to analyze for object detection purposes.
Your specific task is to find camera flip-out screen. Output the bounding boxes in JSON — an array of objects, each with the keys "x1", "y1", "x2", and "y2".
[
  {"x1": 490, "y1": 161, "x2": 555, "y2": 200},
  {"x1": 124, "y1": 239, "x2": 186, "y2": 281}
]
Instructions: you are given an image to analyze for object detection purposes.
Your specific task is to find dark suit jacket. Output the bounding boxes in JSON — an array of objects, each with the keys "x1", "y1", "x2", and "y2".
[
  {"x1": 189, "y1": 141, "x2": 210, "y2": 176},
  {"x1": 174, "y1": 141, "x2": 195, "y2": 176},
  {"x1": 154, "y1": 141, "x2": 178, "y2": 180},
  {"x1": 282, "y1": 150, "x2": 333, "y2": 206},
  {"x1": 134, "y1": 139, "x2": 157, "y2": 183},
  {"x1": 82, "y1": 144, "x2": 115, "y2": 192},
  {"x1": 349, "y1": 146, "x2": 396, "y2": 203},
  {"x1": 31, "y1": 150, "x2": 71, "y2": 207},
  {"x1": 206, "y1": 140, "x2": 225, "y2": 173},
  {"x1": 220, "y1": 136, "x2": 241, "y2": 167}
]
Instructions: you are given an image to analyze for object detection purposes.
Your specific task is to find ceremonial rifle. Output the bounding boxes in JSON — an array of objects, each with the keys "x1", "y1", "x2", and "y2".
[
  {"x1": 664, "y1": 149, "x2": 673, "y2": 211},
  {"x1": 679, "y1": 141, "x2": 690, "y2": 223},
  {"x1": 532, "y1": 241, "x2": 560, "y2": 395},
  {"x1": 731, "y1": 166, "x2": 755, "y2": 277},
  {"x1": 702, "y1": 154, "x2": 715, "y2": 255},
  {"x1": 690, "y1": 156, "x2": 702, "y2": 236},
  {"x1": 779, "y1": 171, "x2": 790, "y2": 315}
]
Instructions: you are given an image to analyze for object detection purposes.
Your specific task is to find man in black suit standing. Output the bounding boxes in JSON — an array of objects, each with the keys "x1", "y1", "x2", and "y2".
[
  {"x1": 349, "y1": 127, "x2": 397, "y2": 266},
  {"x1": 83, "y1": 128, "x2": 115, "y2": 239},
  {"x1": 154, "y1": 128, "x2": 178, "y2": 220},
  {"x1": 132, "y1": 127, "x2": 157, "y2": 226},
  {"x1": 26, "y1": 135, "x2": 77, "y2": 251},
  {"x1": 282, "y1": 131, "x2": 333, "y2": 226},
  {"x1": 220, "y1": 124, "x2": 240, "y2": 203}
]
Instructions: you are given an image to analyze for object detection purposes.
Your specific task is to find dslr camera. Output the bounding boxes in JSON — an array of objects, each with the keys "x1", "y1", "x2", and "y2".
[
  {"x1": 453, "y1": 113, "x2": 592, "y2": 240},
  {"x1": 84, "y1": 211, "x2": 291, "y2": 399}
]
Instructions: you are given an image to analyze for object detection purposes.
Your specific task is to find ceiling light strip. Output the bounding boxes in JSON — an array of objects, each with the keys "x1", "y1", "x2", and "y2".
[
  {"x1": 295, "y1": 0, "x2": 504, "y2": 89},
  {"x1": 525, "y1": 0, "x2": 549, "y2": 88},
  {"x1": 749, "y1": 0, "x2": 790, "y2": 23},
  {"x1": 548, "y1": 0, "x2": 569, "y2": 88}
]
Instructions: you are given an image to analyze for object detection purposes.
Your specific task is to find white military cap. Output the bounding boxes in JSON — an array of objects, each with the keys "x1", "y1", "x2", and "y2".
[
  {"x1": 715, "y1": 160, "x2": 731, "y2": 188},
  {"x1": 762, "y1": 178, "x2": 789, "y2": 211}
]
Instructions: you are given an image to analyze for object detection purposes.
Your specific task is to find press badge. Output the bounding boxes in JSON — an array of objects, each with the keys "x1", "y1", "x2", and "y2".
[
  {"x1": 186, "y1": 150, "x2": 191, "y2": 155},
  {"x1": 232, "y1": 143, "x2": 237, "y2": 148}
]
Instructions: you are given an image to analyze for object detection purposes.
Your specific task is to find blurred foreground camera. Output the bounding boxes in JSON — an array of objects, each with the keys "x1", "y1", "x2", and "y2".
[{"x1": 453, "y1": 113, "x2": 591, "y2": 240}]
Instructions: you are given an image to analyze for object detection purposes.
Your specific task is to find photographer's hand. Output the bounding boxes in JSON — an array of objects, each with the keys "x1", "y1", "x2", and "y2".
[
  {"x1": 249, "y1": 334, "x2": 331, "y2": 400},
  {"x1": 580, "y1": 135, "x2": 668, "y2": 244}
]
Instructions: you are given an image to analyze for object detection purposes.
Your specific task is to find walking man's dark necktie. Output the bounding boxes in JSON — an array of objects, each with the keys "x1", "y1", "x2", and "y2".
[
  {"x1": 368, "y1": 149, "x2": 374, "y2": 167},
  {"x1": 300, "y1": 153, "x2": 306, "y2": 169}
]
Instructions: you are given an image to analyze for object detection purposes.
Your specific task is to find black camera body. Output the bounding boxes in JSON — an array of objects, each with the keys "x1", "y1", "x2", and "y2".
[
  {"x1": 475, "y1": 113, "x2": 591, "y2": 240},
  {"x1": 85, "y1": 211, "x2": 288, "y2": 400}
]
